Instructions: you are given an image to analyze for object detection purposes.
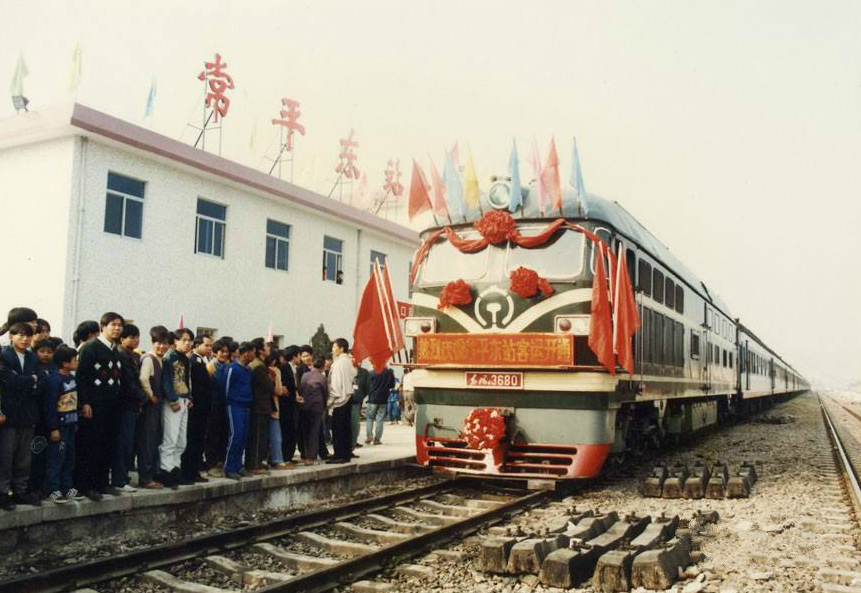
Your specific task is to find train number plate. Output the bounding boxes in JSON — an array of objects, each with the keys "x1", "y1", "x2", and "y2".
[{"x1": 465, "y1": 372, "x2": 524, "y2": 389}]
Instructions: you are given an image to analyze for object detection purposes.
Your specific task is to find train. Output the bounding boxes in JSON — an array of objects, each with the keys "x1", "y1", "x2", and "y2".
[{"x1": 401, "y1": 180, "x2": 808, "y2": 482}]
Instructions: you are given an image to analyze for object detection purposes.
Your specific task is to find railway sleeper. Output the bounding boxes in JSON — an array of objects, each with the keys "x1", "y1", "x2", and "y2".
[
  {"x1": 363, "y1": 512, "x2": 434, "y2": 534},
  {"x1": 682, "y1": 464, "x2": 710, "y2": 499},
  {"x1": 629, "y1": 536, "x2": 692, "y2": 590},
  {"x1": 252, "y1": 542, "x2": 339, "y2": 571},
  {"x1": 661, "y1": 465, "x2": 689, "y2": 498},
  {"x1": 414, "y1": 499, "x2": 478, "y2": 517},
  {"x1": 202, "y1": 555, "x2": 292, "y2": 587},
  {"x1": 334, "y1": 521, "x2": 411, "y2": 544},
  {"x1": 641, "y1": 464, "x2": 667, "y2": 497},
  {"x1": 391, "y1": 506, "x2": 460, "y2": 525},
  {"x1": 294, "y1": 531, "x2": 378, "y2": 557},
  {"x1": 141, "y1": 569, "x2": 239, "y2": 593}
]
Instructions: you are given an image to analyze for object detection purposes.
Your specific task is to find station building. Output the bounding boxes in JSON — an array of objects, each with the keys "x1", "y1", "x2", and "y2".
[{"x1": 0, "y1": 103, "x2": 418, "y2": 346}]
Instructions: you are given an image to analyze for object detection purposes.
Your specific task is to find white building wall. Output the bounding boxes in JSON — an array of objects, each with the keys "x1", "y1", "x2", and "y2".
[
  {"x1": 0, "y1": 136, "x2": 76, "y2": 335},
  {"x1": 70, "y1": 138, "x2": 414, "y2": 348}
]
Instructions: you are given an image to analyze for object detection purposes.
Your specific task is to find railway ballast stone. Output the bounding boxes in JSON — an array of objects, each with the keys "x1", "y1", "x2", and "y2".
[
  {"x1": 629, "y1": 536, "x2": 692, "y2": 590},
  {"x1": 141, "y1": 569, "x2": 239, "y2": 593}
]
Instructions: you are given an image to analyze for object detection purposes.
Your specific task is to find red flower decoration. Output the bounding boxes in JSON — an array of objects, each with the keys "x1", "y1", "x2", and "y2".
[
  {"x1": 509, "y1": 266, "x2": 555, "y2": 299},
  {"x1": 438, "y1": 279, "x2": 473, "y2": 310},
  {"x1": 474, "y1": 210, "x2": 518, "y2": 245},
  {"x1": 462, "y1": 407, "x2": 507, "y2": 450}
]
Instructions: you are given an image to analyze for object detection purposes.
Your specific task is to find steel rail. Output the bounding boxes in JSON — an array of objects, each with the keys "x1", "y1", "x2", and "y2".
[
  {"x1": 0, "y1": 478, "x2": 463, "y2": 593},
  {"x1": 820, "y1": 398, "x2": 861, "y2": 520},
  {"x1": 258, "y1": 488, "x2": 551, "y2": 593}
]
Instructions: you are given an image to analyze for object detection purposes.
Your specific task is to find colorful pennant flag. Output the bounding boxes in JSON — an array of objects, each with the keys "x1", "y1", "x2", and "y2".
[
  {"x1": 68, "y1": 42, "x2": 82, "y2": 92},
  {"x1": 352, "y1": 261, "x2": 406, "y2": 373},
  {"x1": 508, "y1": 138, "x2": 522, "y2": 213},
  {"x1": 463, "y1": 146, "x2": 480, "y2": 210},
  {"x1": 9, "y1": 53, "x2": 28, "y2": 96},
  {"x1": 542, "y1": 136, "x2": 563, "y2": 211},
  {"x1": 144, "y1": 78, "x2": 157, "y2": 118},
  {"x1": 613, "y1": 244, "x2": 641, "y2": 375},
  {"x1": 588, "y1": 241, "x2": 615, "y2": 374},
  {"x1": 443, "y1": 150, "x2": 465, "y2": 219},
  {"x1": 569, "y1": 135, "x2": 585, "y2": 199},
  {"x1": 530, "y1": 138, "x2": 548, "y2": 213},
  {"x1": 428, "y1": 156, "x2": 447, "y2": 217},
  {"x1": 408, "y1": 159, "x2": 433, "y2": 221},
  {"x1": 449, "y1": 142, "x2": 461, "y2": 169}
]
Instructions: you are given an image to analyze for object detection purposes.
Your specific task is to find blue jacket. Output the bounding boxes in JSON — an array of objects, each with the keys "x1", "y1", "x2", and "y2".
[
  {"x1": 224, "y1": 361, "x2": 252, "y2": 407},
  {"x1": 0, "y1": 346, "x2": 46, "y2": 427},
  {"x1": 44, "y1": 371, "x2": 78, "y2": 430},
  {"x1": 161, "y1": 349, "x2": 191, "y2": 403}
]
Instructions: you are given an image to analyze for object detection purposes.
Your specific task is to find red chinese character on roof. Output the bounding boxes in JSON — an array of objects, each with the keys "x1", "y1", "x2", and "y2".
[
  {"x1": 383, "y1": 159, "x2": 404, "y2": 197},
  {"x1": 271, "y1": 98, "x2": 305, "y2": 151},
  {"x1": 335, "y1": 129, "x2": 360, "y2": 180},
  {"x1": 197, "y1": 53, "x2": 235, "y2": 123}
]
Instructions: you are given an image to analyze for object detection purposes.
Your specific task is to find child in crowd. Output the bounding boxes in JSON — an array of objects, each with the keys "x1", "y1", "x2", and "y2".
[
  {"x1": 0, "y1": 322, "x2": 46, "y2": 510},
  {"x1": 387, "y1": 381, "x2": 401, "y2": 425},
  {"x1": 44, "y1": 346, "x2": 84, "y2": 504}
]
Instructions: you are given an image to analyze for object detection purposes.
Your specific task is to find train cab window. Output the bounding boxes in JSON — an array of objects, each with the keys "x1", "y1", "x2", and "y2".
[
  {"x1": 665, "y1": 278, "x2": 675, "y2": 310},
  {"x1": 421, "y1": 233, "x2": 489, "y2": 284},
  {"x1": 675, "y1": 286, "x2": 684, "y2": 314},
  {"x1": 690, "y1": 330, "x2": 700, "y2": 359},
  {"x1": 638, "y1": 260, "x2": 652, "y2": 296},
  {"x1": 653, "y1": 269, "x2": 664, "y2": 304},
  {"x1": 508, "y1": 228, "x2": 585, "y2": 279}
]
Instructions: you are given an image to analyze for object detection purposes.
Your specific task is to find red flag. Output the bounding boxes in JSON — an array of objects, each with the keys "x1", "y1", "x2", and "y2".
[
  {"x1": 428, "y1": 156, "x2": 447, "y2": 217},
  {"x1": 588, "y1": 241, "x2": 615, "y2": 374},
  {"x1": 614, "y1": 247, "x2": 641, "y2": 375},
  {"x1": 352, "y1": 262, "x2": 404, "y2": 372},
  {"x1": 541, "y1": 136, "x2": 563, "y2": 211},
  {"x1": 408, "y1": 159, "x2": 432, "y2": 221}
]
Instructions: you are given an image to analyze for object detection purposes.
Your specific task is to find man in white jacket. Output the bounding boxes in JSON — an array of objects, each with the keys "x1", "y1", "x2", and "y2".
[{"x1": 327, "y1": 338, "x2": 357, "y2": 463}]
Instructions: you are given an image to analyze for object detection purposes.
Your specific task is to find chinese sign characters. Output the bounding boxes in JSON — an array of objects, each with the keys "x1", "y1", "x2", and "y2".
[
  {"x1": 198, "y1": 53, "x2": 235, "y2": 123},
  {"x1": 415, "y1": 333, "x2": 574, "y2": 367},
  {"x1": 271, "y1": 97, "x2": 305, "y2": 151},
  {"x1": 335, "y1": 129, "x2": 360, "y2": 179}
]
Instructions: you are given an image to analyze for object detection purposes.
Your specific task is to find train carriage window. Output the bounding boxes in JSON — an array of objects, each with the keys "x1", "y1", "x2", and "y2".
[
  {"x1": 674, "y1": 321, "x2": 684, "y2": 367},
  {"x1": 690, "y1": 330, "x2": 700, "y2": 359},
  {"x1": 653, "y1": 269, "x2": 665, "y2": 304},
  {"x1": 714, "y1": 345, "x2": 720, "y2": 365},
  {"x1": 729, "y1": 352, "x2": 733, "y2": 368},
  {"x1": 675, "y1": 286, "x2": 684, "y2": 314},
  {"x1": 663, "y1": 316, "x2": 674, "y2": 366},
  {"x1": 653, "y1": 312, "x2": 663, "y2": 365},
  {"x1": 722, "y1": 349, "x2": 727, "y2": 367},
  {"x1": 638, "y1": 260, "x2": 652, "y2": 296},
  {"x1": 642, "y1": 308, "x2": 652, "y2": 363},
  {"x1": 665, "y1": 278, "x2": 675, "y2": 310},
  {"x1": 626, "y1": 248, "x2": 636, "y2": 288}
]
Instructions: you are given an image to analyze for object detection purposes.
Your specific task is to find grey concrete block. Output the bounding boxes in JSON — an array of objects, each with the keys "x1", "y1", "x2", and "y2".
[
  {"x1": 629, "y1": 537, "x2": 691, "y2": 590},
  {"x1": 507, "y1": 535, "x2": 570, "y2": 574},
  {"x1": 478, "y1": 537, "x2": 520, "y2": 574}
]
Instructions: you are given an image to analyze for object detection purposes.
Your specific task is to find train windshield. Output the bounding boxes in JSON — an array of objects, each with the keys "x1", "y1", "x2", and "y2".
[
  {"x1": 506, "y1": 228, "x2": 585, "y2": 279},
  {"x1": 421, "y1": 232, "x2": 489, "y2": 283}
]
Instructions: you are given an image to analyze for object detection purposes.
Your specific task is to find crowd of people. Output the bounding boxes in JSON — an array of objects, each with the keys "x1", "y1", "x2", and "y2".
[{"x1": 0, "y1": 307, "x2": 404, "y2": 510}]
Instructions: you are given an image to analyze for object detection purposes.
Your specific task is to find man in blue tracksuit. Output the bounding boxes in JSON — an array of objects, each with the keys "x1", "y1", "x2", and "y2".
[{"x1": 223, "y1": 342, "x2": 255, "y2": 480}]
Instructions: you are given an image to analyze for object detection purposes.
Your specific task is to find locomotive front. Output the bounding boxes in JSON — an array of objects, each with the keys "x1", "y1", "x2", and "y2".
[{"x1": 404, "y1": 200, "x2": 627, "y2": 480}]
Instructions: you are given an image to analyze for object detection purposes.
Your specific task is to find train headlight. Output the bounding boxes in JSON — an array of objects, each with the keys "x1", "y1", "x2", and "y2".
[
  {"x1": 555, "y1": 314, "x2": 590, "y2": 335},
  {"x1": 488, "y1": 181, "x2": 510, "y2": 210},
  {"x1": 405, "y1": 317, "x2": 436, "y2": 337}
]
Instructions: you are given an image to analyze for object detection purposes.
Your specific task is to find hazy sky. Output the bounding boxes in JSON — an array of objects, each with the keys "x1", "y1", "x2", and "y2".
[{"x1": 2, "y1": 0, "x2": 860, "y2": 387}]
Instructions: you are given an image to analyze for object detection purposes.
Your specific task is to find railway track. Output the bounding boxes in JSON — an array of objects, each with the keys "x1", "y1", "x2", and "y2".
[
  {"x1": 0, "y1": 477, "x2": 548, "y2": 593},
  {"x1": 823, "y1": 397, "x2": 861, "y2": 524}
]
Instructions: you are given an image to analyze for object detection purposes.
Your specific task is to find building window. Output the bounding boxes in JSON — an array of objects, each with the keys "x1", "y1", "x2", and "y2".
[
  {"x1": 370, "y1": 250, "x2": 387, "y2": 273},
  {"x1": 104, "y1": 172, "x2": 145, "y2": 239},
  {"x1": 323, "y1": 236, "x2": 344, "y2": 283},
  {"x1": 265, "y1": 219, "x2": 290, "y2": 272},
  {"x1": 195, "y1": 198, "x2": 226, "y2": 258}
]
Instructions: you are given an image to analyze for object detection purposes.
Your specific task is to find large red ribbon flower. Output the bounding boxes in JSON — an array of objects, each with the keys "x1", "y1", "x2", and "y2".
[
  {"x1": 438, "y1": 279, "x2": 472, "y2": 310},
  {"x1": 462, "y1": 407, "x2": 507, "y2": 450},
  {"x1": 509, "y1": 266, "x2": 555, "y2": 299},
  {"x1": 474, "y1": 210, "x2": 518, "y2": 245}
]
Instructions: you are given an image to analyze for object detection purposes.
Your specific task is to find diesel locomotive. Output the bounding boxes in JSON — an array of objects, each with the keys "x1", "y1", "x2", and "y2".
[{"x1": 402, "y1": 181, "x2": 808, "y2": 481}]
